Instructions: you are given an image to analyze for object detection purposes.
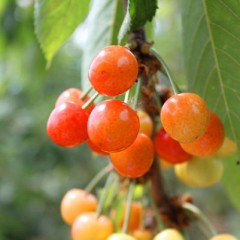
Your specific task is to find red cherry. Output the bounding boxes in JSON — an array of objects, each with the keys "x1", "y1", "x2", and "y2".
[
  {"x1": 88, "y1": 45, "x2": 138, "y2": 96},
  {"x1": 153, "y1": 128, "x2": 192, "y2": 164},
  {"x1": 47, "y1": 102, "x2": 88, "y2": 147},
  {"x1": 55, "y1": 88, "x2": 94, "y2": 114},
  {"x1": 110, "y1": 133, "x2": 154, "y2": 178},
  {"x1": 88, "y1": 99, "x2": 139, "y2": 152}
]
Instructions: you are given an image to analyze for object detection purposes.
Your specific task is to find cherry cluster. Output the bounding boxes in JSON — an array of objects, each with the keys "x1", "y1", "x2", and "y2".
[{"x1": 46, "y1": 45, "x2": 238, "y2": 240}]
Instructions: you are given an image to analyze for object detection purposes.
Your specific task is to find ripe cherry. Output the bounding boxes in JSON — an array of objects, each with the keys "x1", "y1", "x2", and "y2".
[
  {"x1": 153, "y1": 128, "x2": 192, "y2": 164},
  {"x1": 132, "y1": 229, "x2": 152, "y2": 240},
  {"x1": 137, "y1": 110, "x2": 153, "y2": 137},
  {"x1": 88, "y1": 45, "x2": 138, "y2": 96},
  {"x1": 119, "y1": 202, "x2": 143, "y2": 232},
  {"x1": 71, "y1": 212, "x2": 114, "y2": 240},
  {"x1": 110, "y1": 133, "x2": 154, "y2": 178},
  {"x1": 153, "y1": 228, "x2": 184, "y2": 240},
  {"x1": 87, "y1": 138, "x2": 109, "y2": 156},
  {"x1": 46, "y1": 102, "x2": 88, "y2": 147},
  {"x1": 88, "y1": 99, "x2": 139, "y2": 152},
  {"x1": 60, "y1": 189, "x2": 97, "y2": 225},
  {"x1": 160, "y1": 92, "x2": 210, "y2": 143},
  {"x1": 55, "y1": 88, "x2": 94, "y2": 114},
  {"x1": 180, "y1": 112, "x2": 225, "y2": 156}
]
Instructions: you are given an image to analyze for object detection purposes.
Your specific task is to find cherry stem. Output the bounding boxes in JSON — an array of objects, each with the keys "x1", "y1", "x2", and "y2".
[
  {"x1": 183, "y1": 202, "x2": 217, "y2": 237},
  {"x1": 151, "y1": 49, "x2": 181, "y2": 95},
  {"x1": 96, "y1": 171, "x2": 116, "y2": 217},
  {"x1": 80, "y1": 86, "x2": 93, "y2": 100},
  {"x1": 148, "y1": 181, "x2": 164, "y2": 231},
  {"x1": 82, "y1": 91, "x2": 99, "y2": 110},
  {"x1": 133, "y1": 77, "x2": 142, "y2": 110},
  {"x1": 124, "y1": 89, "x2": 130, "y2": 103},
  {"x1": 85, "y1": 164, "x2": 113, "y2": 193},
  {"x1": 122, "y1": 180, "x2": 136, "y2": 233}
]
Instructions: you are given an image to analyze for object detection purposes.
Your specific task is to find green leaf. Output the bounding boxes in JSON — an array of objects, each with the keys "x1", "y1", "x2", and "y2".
[
  {"x1": 118, "y1": 0, "x2": 158, "y2": 43},
  {"x1": 34, "y1": 0, "x2": 90, "y2": 65},
  {"x1": 222, "y1": 155, "x2": 240, "y2": 209},
  {"x1": 182, "y1": 0, "x2": 240, "y2": 208},
  {"x1": 80, "y1": 0, "x2": 124, "y2": 91}
]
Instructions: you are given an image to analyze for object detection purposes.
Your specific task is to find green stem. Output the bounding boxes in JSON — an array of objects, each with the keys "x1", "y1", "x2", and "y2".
[
  {"x1": 151, "y1": 49, "x2": 181, "y2": 95},
  {"x1": 82, "y1": 91, "x2": 99, "y2": 110},
  {"x1": 133, "y1": 78, "x2": 142, "y2": 110},
  {"x1": 80, "y1": 86, "x2": 93, "y2": 100},
  {"x1": 85, "y1": 164, "x2": 113, "y2": 193},
  {"x1": 183, "y1": 202, "x2": 217, "y2": 237},
  {"x1": 122, "y1": 180, "x2": 136, "y2": 233},
  {"x1": 97, "y1": 172, "x2": 116, "y2": 217},
  {"x1": 124, "y1": 89, "x2": 130, "y2": 103}
]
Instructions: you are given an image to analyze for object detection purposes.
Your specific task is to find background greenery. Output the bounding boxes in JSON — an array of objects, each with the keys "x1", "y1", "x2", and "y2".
[{"x1": 0, "y1": 0, "x2": 239, "y2": 239}]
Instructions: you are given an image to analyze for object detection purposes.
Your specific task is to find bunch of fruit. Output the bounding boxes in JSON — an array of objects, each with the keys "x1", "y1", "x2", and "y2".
[{"x1": 46, "y1": 45, "x2": 238, "y2": 239}]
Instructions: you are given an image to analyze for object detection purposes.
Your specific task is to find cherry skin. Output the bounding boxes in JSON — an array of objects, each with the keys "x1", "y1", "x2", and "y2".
[
  {"x1": 137, "y1": 110, "x2": 153, "y2": 137},
  {"x1": 88, "y1": 45, "x2": 138, "y2": 96},
  {"x1": 153, "y1": 228, "x2": 184, "y2": 240},
  {"x1": 88, "y1": 99, "x2": 139, "y2": 153},
  {"x1": 119, "y1": 202, "x2": 143, "y2": 232},
  {"x1": 107, "y1": 233, "x2": 136, "y2": 240},
  {"x1": 153, "y1": 128, "x2": 192, "y2": 164},
  {"x1": 132, "y1": 229, "x2": 152, "y2": 240},
  {"x1": 60, "y1": 189, "x2": 97, "y2": 225},
  {"x1": 216, "y1": 137, "x2": 237, "y2": 157},
  {"x1": 87, "y1": 138, "x2": 109, "y2": 156},
  {"x1": 210, "y1": 234, "x2": 238, "y2": 240},
  {"x1": 160, "y1": 92, "x2": 210, "y2": 143},
  {"x1": 46, "y1": 102, "x2": 88, "y2": 147},
  {"x1": 110, "y1": 133, "x2": 154, "y2": 178},
  {"x1": 175, "y1": 157, "x2": 223, "y2": 187},
  {"x1": 180, "y1": 112, "x2": 225, "y2": 156},
  {"x1": 71, "y1": 212, "x2": 114, "y2": 240},
  {"x1": 55, "y1": 88, "x2": 94, "y2": 114}
]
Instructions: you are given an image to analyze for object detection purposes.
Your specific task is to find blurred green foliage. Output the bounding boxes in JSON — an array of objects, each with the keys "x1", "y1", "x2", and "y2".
[{"x1": 0, "y1": 0, "x2": 239, "y2": 239}]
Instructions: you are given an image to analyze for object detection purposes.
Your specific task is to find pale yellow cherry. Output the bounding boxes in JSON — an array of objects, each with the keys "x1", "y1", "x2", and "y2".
[
  {"x1": 210, "y1": 233, "x2": 239, "y2": 240},
  {"x1": 153, "y1": 228, "x2": 184, "y2": 240},
  {"x1": 159, "y1": 158, "x2": 174, "y2": 170},
  {"x1": 215, "y1": 137, "x2": 237, "y2": 157},
  {"x1": 107, "y1": 233, "x2": 136, "y2": 240}
]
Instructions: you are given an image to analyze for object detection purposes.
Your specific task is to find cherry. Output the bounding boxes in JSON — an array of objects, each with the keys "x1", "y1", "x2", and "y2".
[
  {"x1": 180, "y1": 112, "x2": 225, "y2": 156},
  {"x1": 174, "y1": 157, "x2": 223, "y2": 187},
  {"x1": 132, "y1": 229, "x2": 152, "y2": 240},
  {"x1": 153, "y1": 128, "x2": 192, "y2": 164},
  {"x1": 107, "y1": 233, "x2": 136, "y2": 240},
  {"x1": 210, "y1": 234, "x2": 238, "y2": 240},
  {"x1": 153, "y1": 228, "x2": 184, "y2": 240},
  {"x1": 137, "y1": 110, "x2": 153, "y2": 137},
  {"x1": 71, "y1": 212, "x2": 114, "y2": 240},
  {"x1": 88, "y1": 99, "x2": 139, "y2": 152},
  {"x1": 88, "y1": 45, "x2": 138, "y2": 96},
  {"x1": 160, "y1": 92, "x2": 210, "y2": 143},
  {"x1": 60, "y1": 189, "x2": 97, "y2": 225},
  {"x1": 46, "y1": 102, "x2": 88, "y2": 147},
  {"x1": 55, "y1": 88, "x2": 94, "y2": 114},
  {"x1": 216, "y1": 137, "x2": 237, "y2": 157},
  {"x1": 87, "y1": 138, "x2": 109, "y2": 156},
  {"x1": 119, "y1": 202, "x2": 143, "y2": 232},
  {"x1": 110, "y1": 133, "x2": 154, "y2": 178}
]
